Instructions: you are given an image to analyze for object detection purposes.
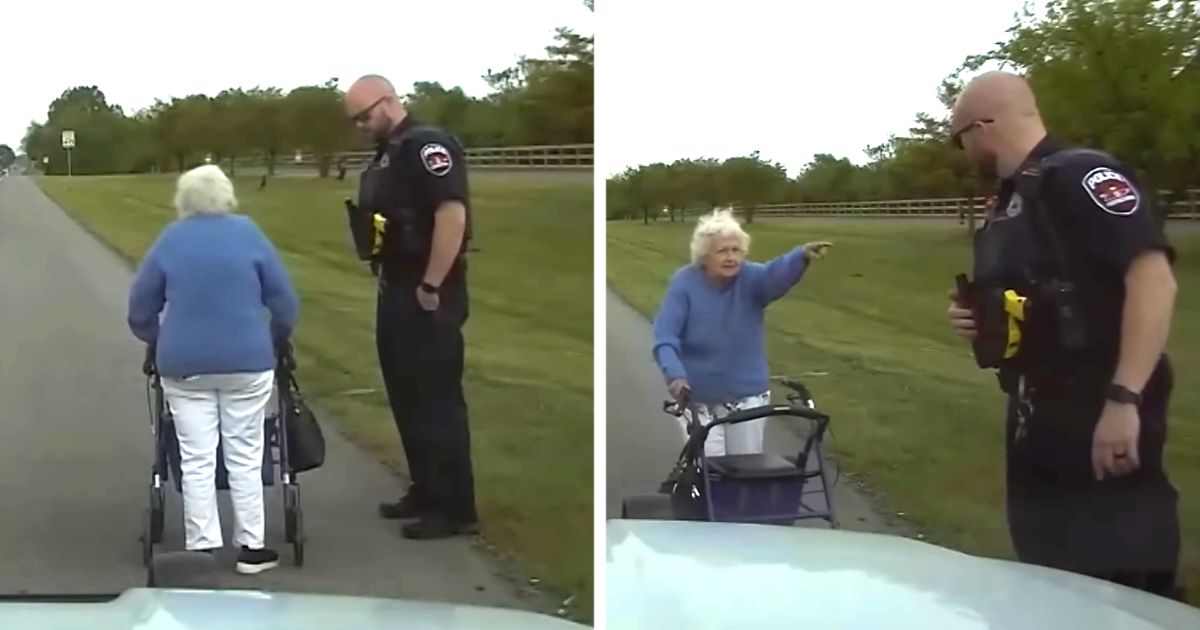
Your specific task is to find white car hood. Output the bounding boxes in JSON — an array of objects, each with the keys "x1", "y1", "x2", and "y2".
[
  {"x1": 0, "y1": 588, "x2": 585, "y2": 629},
  {"x1": 607, "y1": 519, "x2": 1200, "y2": 629}
]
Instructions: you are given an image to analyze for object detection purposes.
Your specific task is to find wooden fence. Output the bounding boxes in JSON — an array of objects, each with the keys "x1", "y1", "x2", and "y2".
[{"x1": 231, "y1": 143, "x2": 593, "y2": 172}]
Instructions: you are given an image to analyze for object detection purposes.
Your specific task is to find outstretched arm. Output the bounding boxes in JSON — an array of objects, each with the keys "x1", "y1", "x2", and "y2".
[{"x1": 757, "y1": 241, "x2": 833, "y2": 304}]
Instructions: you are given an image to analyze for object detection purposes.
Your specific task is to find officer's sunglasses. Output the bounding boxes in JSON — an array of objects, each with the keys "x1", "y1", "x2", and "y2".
[
  {"x1": 950, "y1": 118, "x2": 994, "y2": 149},
  {"x1": 351, "y1": 96, "x2": 388, "y2": 124}
]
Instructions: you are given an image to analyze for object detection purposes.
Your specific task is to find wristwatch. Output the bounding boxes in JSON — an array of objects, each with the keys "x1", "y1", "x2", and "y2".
[
  {"x1": 1105, "y1": 383, "x2": 1142, "y2": 406},
  {"x1": 419, "y1": 281, "x2": 439, "y2": 294}
]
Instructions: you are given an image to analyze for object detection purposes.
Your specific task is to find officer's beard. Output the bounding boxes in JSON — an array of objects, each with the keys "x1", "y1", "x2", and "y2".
[
  {"x1": 371, "y1": 113, "x2": 397, "y2": 144},
  {"x1": 974, "y1": 152, "x2": 1000, "y2": 182}
]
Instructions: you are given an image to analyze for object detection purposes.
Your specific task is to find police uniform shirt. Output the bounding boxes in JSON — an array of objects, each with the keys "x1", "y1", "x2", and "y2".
[
  {"x1": 372, "y1": 116, "x2": 472, "y2": 325},
  {"x1": 377, "y1": 116, "x2": 471, "y2": 243},
  {"x1": 995, "y1": 135, "x2": 1175, "y2": 391}
]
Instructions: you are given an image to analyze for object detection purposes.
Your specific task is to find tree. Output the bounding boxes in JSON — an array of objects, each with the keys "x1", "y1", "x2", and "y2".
[
  {"x1": 0, "y1": 144, "x2": 14, "y2": 170},
  {"x1": 210, "y1": 88, "x2": 258, "y2": 175},
  {"x1": 960, "y1": 0, "x2": 1200, "y2": 202},
  {"x1": 24, "y1": 86, "x2": 140, "y2": 175},
  {"x1": 18, "y1": 24, "x2": 594, "y2": 175},
  {"x1": 793, "y1": 154, "x2": 860, "y2": 202},
  {"x1": 407, "y1": 81, "x2": 475, "y2": 136},
  {"x1": 480, "y1": 27, "x2": 594, "y2": 145},
  {"x1": 286, "y1": 80, "x2": 355, "y2": 178},
  {"x1": 606, "y1": 0, "x2": 1199, "y2": 213},
  {"x1": 244, "y1": 87, "x2": 288, "y2": 175},
  {"x1": 719, "y1": 153, "x2": 788, "y2": 223}
]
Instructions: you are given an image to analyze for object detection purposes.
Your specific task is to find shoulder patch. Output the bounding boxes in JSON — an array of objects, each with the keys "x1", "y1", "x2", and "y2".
[
  {"x1": 1081, "y1": 167, "x2": 1139, "y2": 215},
  {"x1": 420, "y1": 143, "x2": 453, "y2": 177}
]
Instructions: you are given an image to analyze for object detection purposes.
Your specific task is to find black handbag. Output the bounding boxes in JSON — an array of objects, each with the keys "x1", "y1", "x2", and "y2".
[{"x1": 282, "y1": 371, "x2": 326, "y2": 473}]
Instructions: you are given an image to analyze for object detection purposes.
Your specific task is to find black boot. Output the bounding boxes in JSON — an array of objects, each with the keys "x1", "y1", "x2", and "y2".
[
  {"x1": 378, "y1": 494, "x2": 429, "y2": 520},
  {"x1": 401, "y1": 514, "x2": 480, "y2": 540}
]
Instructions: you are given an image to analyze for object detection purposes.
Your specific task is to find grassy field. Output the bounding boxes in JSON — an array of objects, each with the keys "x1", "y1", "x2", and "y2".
[
  {"x1": 38, "y1": 173, "x2": 594, "y2": 618},
  {"x1": 608, "y1": 217, "x2": 1200, "y2": 604}
]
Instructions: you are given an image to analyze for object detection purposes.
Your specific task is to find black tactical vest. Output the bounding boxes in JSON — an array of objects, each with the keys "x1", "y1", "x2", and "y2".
[
  {"x1": 972, "y1": 148, "x2": 1108, "y2": 379},
  {"x1": 355, "y1": 124, "x2": 473, "y2": 266}
]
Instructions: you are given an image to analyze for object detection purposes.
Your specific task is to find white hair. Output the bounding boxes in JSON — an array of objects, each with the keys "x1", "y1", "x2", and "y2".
[
  {"x1": 690, "y1": 208, "x2": 750, "y2": 265},
  {"x1": 173, "y1": 164, "x2": 237, "y2": 217}
]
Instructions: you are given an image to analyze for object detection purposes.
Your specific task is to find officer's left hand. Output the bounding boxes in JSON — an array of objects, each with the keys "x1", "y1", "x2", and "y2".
[
  {"x1": 1092, "y1": 401, "x2": 1141, "y2": 481},
  {"x1": 416, "y1": 286, "x2": 439, "y2": 312}
]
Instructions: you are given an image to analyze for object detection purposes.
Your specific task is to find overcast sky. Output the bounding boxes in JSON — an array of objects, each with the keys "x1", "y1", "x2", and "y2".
[
  {"x1": 0, "y1": 0, "x2": 593, "y2": 152},
  {"x1": 598, "y1": 0, "x2": 1032, "y2": 176}
]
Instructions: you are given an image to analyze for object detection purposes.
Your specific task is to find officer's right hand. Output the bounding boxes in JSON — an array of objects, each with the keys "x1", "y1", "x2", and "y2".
[
  {"x1": 947, "y1": 289, "x2": 977, "y2": 341},
  {"x1": 668, "y1": 379, "x2": 690, "y2": 402}
]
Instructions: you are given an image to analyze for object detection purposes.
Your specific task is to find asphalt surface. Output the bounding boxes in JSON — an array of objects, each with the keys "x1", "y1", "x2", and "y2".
[
  {"x1": 605, "y1": 288, "x2": 913, "y2": 536},
  {"x1": 0, "y1": 175, "x2": 547, "y2": 611}
]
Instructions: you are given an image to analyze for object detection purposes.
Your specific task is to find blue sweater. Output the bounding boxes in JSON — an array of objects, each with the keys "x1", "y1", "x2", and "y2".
[
  {"x1": 127, "y1": 214, "x2": 300, "y2": 378},
  {"x1": 651, "y1": 246, "x2": 808, "y2": 404}
]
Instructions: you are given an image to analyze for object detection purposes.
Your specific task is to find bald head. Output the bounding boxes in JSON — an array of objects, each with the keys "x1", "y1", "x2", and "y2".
[
  {"x1": 950, "y1": 71, "x2": 1047, "y2": 179},
  {"x1": 345, "y1": 74, "x2": 398, "y2": 116},
  {"x1": 344, "y1": 74, "x2": 407, "y2": 144},
  {"x1": 347, "y1": 75, "x2": 395, "y2": 104},
  {"x1": 951, "y1": 71, "x2": 1040, "y2": 131}
]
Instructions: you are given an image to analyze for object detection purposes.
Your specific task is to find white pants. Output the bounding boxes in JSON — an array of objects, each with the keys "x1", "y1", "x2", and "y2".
[
  {"x1": 677, "y1": 391, "x2": 770, "y2": 457},
  {"x1": 162, "y1": 370, "x2": 274, "y2": 551}
]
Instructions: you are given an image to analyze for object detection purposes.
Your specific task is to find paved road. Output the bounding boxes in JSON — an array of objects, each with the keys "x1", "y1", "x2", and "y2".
[
  {"x1": 605, "y1": 288, "x2": 913, "y2": 536},
  {"x1": 0, "y1": 175, "x2": 548, "y2": 611}
]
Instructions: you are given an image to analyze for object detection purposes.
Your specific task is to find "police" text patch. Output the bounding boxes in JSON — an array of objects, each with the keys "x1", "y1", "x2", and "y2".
[
  {"x1": 420, "y1": 143, "x2": 453, "y2": 177},
  {"x1": 1081, "y1": 167, "x2": 1139, "y2": 215}
]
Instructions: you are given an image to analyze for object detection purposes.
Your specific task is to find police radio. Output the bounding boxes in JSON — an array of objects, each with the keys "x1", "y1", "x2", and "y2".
[
  {"x1": 1020, "y1": 165, "x2": 1089, "y2": 354},
  {"x1": 1041, "y1": 278, "x2": 1088, "y2": 352}
]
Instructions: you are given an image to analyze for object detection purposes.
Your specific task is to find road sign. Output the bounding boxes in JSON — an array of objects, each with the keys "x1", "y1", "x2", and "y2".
[{"x1": 61, "y1": 130, "x2": 76, "y2": 149}]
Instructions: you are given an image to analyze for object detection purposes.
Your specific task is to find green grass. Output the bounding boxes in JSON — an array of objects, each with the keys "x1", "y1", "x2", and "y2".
[
  {"x1": 38, "y1": 173, "x2": 594, "y2": 619},
  {"x1": 608, "y1": 218, "x2": 1200, "y2": 604}
]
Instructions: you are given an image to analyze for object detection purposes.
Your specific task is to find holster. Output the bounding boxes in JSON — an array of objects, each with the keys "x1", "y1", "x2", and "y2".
[
  {"x1": 345, "y1": 199, "x2": 376, "y2": 261},
  {"x1": 968, "y1": 285, "x2": 1028, "y2": 370}
]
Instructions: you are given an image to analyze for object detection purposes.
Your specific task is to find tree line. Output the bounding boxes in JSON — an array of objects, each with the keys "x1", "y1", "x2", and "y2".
[
  {"x1": 22, "y1": 24, "x2": 593, "y2": 178},
  {"x1": 608, "y1": 0, "x2": 1200, "y2": 221},
  {"x1": 0, "y1": 144, "x2": 15, "y2": 170}
]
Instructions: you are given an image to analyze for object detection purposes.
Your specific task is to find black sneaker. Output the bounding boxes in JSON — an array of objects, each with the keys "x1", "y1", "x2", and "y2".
[
  {"x1": 235, "y1": 546, "x2": 280, "y2": 575},
  {"x1": 401, "y1": 514, "x2": 480, "y2": 540},
  {"x1": 378, "y1": 494, "x2": 429, "y2": 520}
]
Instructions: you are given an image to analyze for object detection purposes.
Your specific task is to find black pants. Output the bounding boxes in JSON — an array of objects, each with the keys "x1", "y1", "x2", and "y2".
[
  {"x1": 1004, "y1": 368, "x2": 1182, "y2": 600},
  {"x1": 375, "y1": 277, "x2": 477, "y2": 523}
]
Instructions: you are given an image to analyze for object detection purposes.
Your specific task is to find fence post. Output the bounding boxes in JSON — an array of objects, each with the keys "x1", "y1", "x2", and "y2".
[{"x1": 1190, "y1": 189, "x2": 1198, "y2": 221}]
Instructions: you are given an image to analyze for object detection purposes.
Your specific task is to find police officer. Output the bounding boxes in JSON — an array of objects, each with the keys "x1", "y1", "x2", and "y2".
[
  {"x1": 945, "y1": 71, "x2": 1183, "y2": 599},
  {"x1": 343, "y1": 75, "x2": 478, "y2": 540}
]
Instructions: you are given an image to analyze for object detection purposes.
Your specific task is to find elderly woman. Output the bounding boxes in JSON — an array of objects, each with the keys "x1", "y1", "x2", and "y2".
[
  {"x1": 127, "y1": 165, "x2": 299, "y2": 575},
  {"x1": 652, "y1": 209, "x2": 831, "y2": 456}
]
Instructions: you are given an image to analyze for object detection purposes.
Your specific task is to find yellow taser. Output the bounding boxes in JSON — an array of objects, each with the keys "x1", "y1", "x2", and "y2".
[
  {"x1": 1003, "y1": 289, "x2": 1027, "y2": 359},
  {"x1": 372, "y1": 213, "x2": 388, "y2": 256}
]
